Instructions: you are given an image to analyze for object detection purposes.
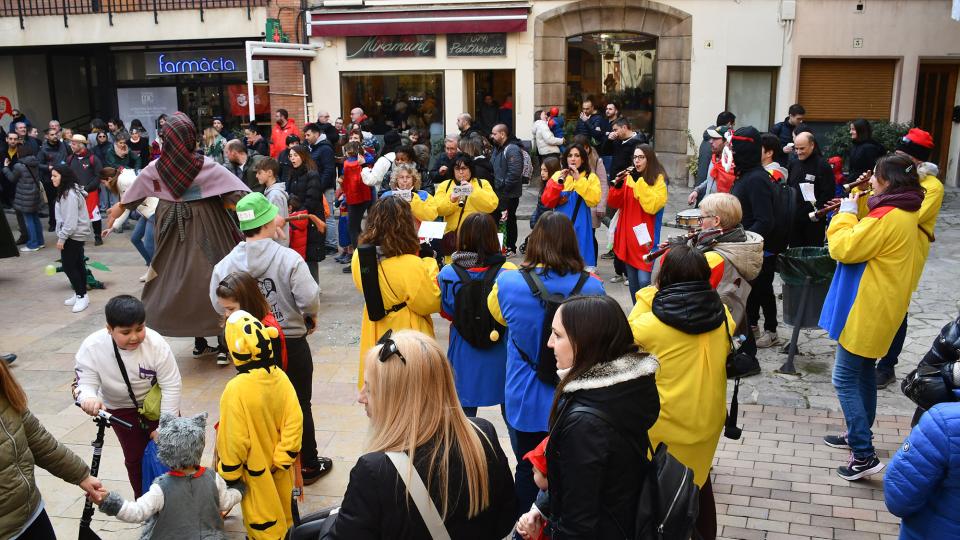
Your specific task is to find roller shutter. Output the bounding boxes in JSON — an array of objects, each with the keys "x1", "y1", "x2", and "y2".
[{"x1": 797, "y1": 58, "x2": 896, "y2": 121}]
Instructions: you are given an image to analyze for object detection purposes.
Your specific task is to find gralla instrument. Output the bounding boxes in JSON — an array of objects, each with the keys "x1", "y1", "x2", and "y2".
[
  {"x1": 842, "y1": 169, "x2": 873, "y2": 193},
  {"x1": 643, "y1": 227, "x2": 725, "y2": 263},
  {"x1": 809, "y1": 190, "x2": 873, "y2": 221}
]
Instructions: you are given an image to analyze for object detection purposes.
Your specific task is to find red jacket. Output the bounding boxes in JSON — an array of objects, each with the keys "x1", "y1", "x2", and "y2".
[
  {"x1": 606, "y1": 173, "x2": 668, "y2": 272},
  {"x1": 270, "y1": 119, "x2": 301, "y2": 159},
  {"x1": 342, "y1": 157, "x2": 372, "y2": 205},
  {"x1": 262, "y1": 312, "x2": 288, "y2": 371},
  {"x1": 710, "y1": 153, "x2": 736, "y2": 193},
  {"x1": 288, "y1": 209, "x2": 308, "y2": 259}
]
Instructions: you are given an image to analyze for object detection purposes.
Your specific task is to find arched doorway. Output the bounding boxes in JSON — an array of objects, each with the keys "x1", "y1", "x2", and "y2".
[{"x1": 535, "y1": 0, "x2": 691, "y2": 175}]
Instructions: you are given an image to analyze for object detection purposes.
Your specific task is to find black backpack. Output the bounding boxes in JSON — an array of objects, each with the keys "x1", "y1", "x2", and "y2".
[
  {"x1": 517, "y1": 269, "x2": 590, "y2": 386},
  {"x1": 766, "y1": 174, "x2": 796, "y2": 254},
  {"x1": 450, "y1": 262, "x2": 506, "y2": 350},
  {"x1": 571, "y1": 405, "x2": 700, "y2": 540}
]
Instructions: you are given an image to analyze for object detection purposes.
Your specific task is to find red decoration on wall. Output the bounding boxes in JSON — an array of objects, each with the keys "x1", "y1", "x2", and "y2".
[{"x1": 227, "y1": 85, "x2": 269, "y2": 117}]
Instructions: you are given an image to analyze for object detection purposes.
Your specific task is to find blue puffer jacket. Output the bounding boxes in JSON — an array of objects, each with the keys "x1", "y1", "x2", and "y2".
[{"x1": 884, "y1": 399, "x2": 960, "y2": 539}]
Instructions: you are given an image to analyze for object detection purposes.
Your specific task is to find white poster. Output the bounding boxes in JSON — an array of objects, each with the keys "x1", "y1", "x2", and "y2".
[{"x1": 116, "y1": 87, "x2": 178, "y2": 141}]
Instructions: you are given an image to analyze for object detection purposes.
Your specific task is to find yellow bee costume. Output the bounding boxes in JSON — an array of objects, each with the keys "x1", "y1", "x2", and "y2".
[{"x1": 217, "y1": 310, "x2": 303, "y2": 539}]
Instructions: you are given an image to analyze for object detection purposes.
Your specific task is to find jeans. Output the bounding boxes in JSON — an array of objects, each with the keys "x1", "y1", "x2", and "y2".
[
  {"x1": 747, "y1": 254, "x2": 778, "y2": 332},
  {"x1": 286, "y1": 336, "x2": 319, "y2": 466},
  {"x1": 832, "y1": 344, "x2": 877, "y2": 459},
  {"x1": 625, "y1": 264, "x2": 651, "y2": 304},
  {"x1": 876, "y1": 316, "x2": 908, "y2": 377},
  {"x1": 23, "y1": 212, "x2": 43, "y2": 248},
  {"x1": 61, "y1": 239, "x2": 87, "y2": 296},
  {"x1": 130, "y1": 214, "x2": 155, "y2": 265},
  {"x1": 323, "y1": 189, "x2": 338, "y2": 249},
  {"x1": 507, "y1": 424, "x2": 549, "y2": 518},
  {"x1": 347, "y1": 200, "x2": 371, "y2": 248}
]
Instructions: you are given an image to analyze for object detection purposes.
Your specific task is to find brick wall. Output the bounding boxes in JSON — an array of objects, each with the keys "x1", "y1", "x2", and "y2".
[{"x1": 267, "y1": 0, "x2": 307, "y2": 125}]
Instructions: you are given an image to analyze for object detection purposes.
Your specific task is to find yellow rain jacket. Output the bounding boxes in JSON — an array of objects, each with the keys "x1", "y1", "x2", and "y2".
[
  {"x1": 628, "y1": 286, "x2": 734, "y2": 487},
  {"x1": 352, "y1": 252, "x2": 441, "y2": 387}
]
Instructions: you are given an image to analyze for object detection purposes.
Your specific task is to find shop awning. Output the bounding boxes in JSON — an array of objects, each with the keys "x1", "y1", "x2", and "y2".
[{"x1": 307, "y1": 6, "x2": 528, "y2": 37}]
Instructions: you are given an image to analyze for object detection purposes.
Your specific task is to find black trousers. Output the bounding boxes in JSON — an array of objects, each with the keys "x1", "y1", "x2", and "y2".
[
  {"x1": 286, "y1": 336, "x2": 319, "y2": 466},
  {"x1": 42, "y1": 180, "x2": 57, "y2": 227},
  {"x1": 747, "y1": 255, "x2": 777, "y2": 332},
  {"x1": 347, "y1": 200, "x2": 371, "y2": 248},
  {"x1": 504, "y1": 196, "x2": 520, "y2": 250},
  {"x1": 61, "y1": 239, "x2": 87, "y2": 296},
  {"x1": 18, "y1": 509, "x2": 56, "y2": 540}
]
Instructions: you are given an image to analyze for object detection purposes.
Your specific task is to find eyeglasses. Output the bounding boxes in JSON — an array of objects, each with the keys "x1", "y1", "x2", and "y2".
[
  {"x1": 632, "y1": 155, "x2": 646, "y2": 160},
  {"x1": 376, "y1": 330, "x2": 406, "y2": 364},
  {"x1": 697, "y1": 215, "x2": 717, "y2": 222}
]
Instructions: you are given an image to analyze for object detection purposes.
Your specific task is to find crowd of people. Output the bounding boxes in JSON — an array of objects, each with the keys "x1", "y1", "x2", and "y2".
[{"x1": 0, "y1": 92, "x2": 952, "y2": 540}]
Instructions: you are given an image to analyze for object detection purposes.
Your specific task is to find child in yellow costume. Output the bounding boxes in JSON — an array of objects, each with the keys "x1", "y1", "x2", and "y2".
[{"x1": 217, "y1": 310, "x2": 304, "y2": 539}]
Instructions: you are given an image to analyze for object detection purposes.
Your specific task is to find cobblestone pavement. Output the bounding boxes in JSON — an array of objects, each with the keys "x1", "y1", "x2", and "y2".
[{"x1": 1, "y1": 184, "x2": 956, "y2": 539}]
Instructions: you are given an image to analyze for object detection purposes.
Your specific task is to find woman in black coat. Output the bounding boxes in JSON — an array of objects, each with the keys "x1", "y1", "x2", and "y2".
[
  {"x1": 542, "y1": 295, "x2": 660, "y2": 539},
  {"x1": 847, "y1": 118, "x2": 886, "y2": 182},
  {"x1": 287, "y1": 144, "x2": 325, "y2": 281},
  {"x1": 459, "y1": 136, "x2": 495, "y2": 185},
  {"x1": 322, "y1": 330, "x2": 516, "y2": 539}
]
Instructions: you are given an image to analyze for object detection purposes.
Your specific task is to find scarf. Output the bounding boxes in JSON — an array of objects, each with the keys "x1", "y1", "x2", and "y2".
[
  {"x1": 867, "y1": 188, "x2": 923, "y2": 213},
  {"x1": 156, "y1": 112, "x2": 204, "y2": 199}
]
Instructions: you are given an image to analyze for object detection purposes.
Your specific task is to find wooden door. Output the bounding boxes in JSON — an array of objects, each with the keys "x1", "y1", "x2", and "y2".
[{"x1": 914, "y1": 64, "x2": 959, "y2": 174}]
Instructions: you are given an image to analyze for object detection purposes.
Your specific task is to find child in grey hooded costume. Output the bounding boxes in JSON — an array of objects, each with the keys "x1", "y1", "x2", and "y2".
[{"x1": 97, "y1": 412, "x2": 244, "y2": 539}]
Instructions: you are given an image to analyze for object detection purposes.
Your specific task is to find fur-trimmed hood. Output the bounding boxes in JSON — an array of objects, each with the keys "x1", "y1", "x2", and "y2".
[{"x1": 562, "y1": 352, "x2": 659, "y2": 394}]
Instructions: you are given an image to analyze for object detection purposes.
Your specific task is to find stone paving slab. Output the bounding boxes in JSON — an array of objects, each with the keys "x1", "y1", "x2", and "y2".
[{"x1": 1, "y1": 186, "x2": 957, "y2": 538}]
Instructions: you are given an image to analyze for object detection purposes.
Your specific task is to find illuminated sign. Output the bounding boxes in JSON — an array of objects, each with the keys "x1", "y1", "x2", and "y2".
[{"x1": 145, "y1": 50, "x2": 246, "y2": 76}]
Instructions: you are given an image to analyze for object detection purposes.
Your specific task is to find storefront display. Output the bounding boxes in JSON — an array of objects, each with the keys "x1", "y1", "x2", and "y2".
[{"x1": 340, "y1": 72, "x2": 443, "y2": 135}]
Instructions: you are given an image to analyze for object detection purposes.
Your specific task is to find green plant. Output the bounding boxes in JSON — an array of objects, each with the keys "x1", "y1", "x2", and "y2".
[
  {"x1": 685, "y1": 129, "x2": 699, "y2": 178},
  {"x1": 823, "y1": 120, "x2": 911, "y2": 160}
]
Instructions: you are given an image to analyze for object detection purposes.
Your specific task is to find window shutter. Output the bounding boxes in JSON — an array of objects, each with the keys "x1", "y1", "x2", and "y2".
[{"x1": 798, "y1": 59, "x2": 896, "y2": 121}]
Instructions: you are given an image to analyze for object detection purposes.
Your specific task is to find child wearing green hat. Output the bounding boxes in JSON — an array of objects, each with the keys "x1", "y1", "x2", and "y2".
[{"x1": 209, "y1": 192, "x2": 333, "y2": 483}]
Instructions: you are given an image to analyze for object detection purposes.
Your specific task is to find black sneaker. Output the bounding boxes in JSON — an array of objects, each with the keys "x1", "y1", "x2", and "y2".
[
  {"x1": 876, "y1": 370, "x2": 896, "y2": 389},
  {"x1": 1, "y1": 353, "x2": 15, "y2": 364},
  {"x1": 823, "y1": 433, "x2": 851, "y2": 449},
  {"x1": 600, "y1": 250, "x2": 615, "y2": 260},
  {"x1": 192, "y1": 345, "x2": 218, "y2": 357},
  {"x1": 837, "y1": 454, "x2": 884, "y2": 481},
  {"x1": 302, "y1": 457, "x2": 334, "y2": 485},
  {"x1": 342, "y1": 265, "x2": 351, "y2": 274}
]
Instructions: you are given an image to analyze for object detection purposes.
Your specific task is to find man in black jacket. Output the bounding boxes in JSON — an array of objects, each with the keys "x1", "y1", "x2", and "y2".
[
  {"x1": 457, "y1": 113, "x2": 484, "y2": 141},
  {"x1": 574, "y1": 98, "x2": 608, "y2": 149},
  {"x1": 303, "y1": 123, "x2": 337, "y2": 252},
  {"x1": 224, "y1": 140, "x2": 266, "y2": 193},
  {"x1": 37, "y1": 128, "x2": 71, "y2": 230},
  {"x1": 787, "y1": 132, "x2": 834, "y2": 247},
  {"x1": 491, "y1": 124, "x2": 524, "y2": 256},
  {"x1": 770, "y1": 104, "x2": 805, "y2": 148},
  {"x1": 66, "y1": 135, "x2": 104, "y2": 244},
  {"x1": 730, "y1": 126, "x2": 779, "y2": 349},
  {"x1": 608, "y1": 118, "x2": 648, "y2": 178},
  {"x1": 425, "y1": 136, "x2": 458, "y2": 194}
]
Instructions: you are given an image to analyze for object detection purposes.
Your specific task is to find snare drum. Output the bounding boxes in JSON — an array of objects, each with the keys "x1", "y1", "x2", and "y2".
[{"x1": 675, "y1": 209, "x2": 701, "y2": 230}]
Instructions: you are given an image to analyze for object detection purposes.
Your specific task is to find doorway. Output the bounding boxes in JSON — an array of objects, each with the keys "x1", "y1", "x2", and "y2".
[
  {"x1": 465, "y1": 70, "x2": 515, "y2": 136},
  {"x1": 914, "y1": 63, "x2": 959, "y2": 176}
]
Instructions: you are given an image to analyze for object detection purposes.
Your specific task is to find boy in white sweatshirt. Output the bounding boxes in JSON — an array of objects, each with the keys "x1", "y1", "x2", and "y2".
[{"x1": 75, "y1": 295, "x2": 182, "y2": 497}]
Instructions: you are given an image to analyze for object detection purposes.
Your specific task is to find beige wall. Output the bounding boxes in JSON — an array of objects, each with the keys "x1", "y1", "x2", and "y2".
[
  {"x1": 0, "y1": 7, "x2": 267, "y2": 47},
  {"x1": 791, "y1": 0, "x2": 960, "y2": 123}
]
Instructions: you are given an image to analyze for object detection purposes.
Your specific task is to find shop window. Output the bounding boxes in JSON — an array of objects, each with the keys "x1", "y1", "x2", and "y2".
[
  {"x1": 726, "y1": 67, "x2": 778, "y2": 131},
  {"x1": 566, "y1": 33, "x2": 656, "y2": 138},
  {"x1": 340, "y1": 72, "x2": 444, "y2": 136}
]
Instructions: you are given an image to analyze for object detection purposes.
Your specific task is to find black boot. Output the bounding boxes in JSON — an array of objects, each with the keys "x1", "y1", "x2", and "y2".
[
  {"x1": 92, "y1": 220, "x2": 103, "y2": 246},
  {"x1": 15, "y1": 210, "x2": 26, "y2": 244}
]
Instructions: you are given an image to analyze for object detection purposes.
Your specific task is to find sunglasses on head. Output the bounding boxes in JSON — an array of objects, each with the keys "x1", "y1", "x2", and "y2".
[{"x1": 376, "y1": 329, "x2": 406, "y2": 364}]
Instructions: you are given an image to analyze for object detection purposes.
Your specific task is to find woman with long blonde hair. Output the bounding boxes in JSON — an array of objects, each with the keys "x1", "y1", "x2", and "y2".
[
  {"x1": 202, "y1": 126, "x2": 226, "y2": 164},
  {"x1": 324, "y1": 330, "x2": 515, "y2": 538},
  {"x1": 352, "y1": 197, "x2": 441, "y2": 387}
]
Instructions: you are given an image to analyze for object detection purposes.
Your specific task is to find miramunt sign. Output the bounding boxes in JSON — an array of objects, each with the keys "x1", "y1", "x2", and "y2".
[{"x1": 346, "y1": 35, "x2": 436, "y2": 59}]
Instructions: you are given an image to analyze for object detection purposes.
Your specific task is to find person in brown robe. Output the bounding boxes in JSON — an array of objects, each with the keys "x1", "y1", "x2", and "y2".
[{"x1": 115, "y1": 112, "x2": 249, "y2": 344}]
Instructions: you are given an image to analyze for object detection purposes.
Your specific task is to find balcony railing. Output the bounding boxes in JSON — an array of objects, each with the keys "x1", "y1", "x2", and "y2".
[{"x1": 0, "y1": 0, "x2": 269, "y2": 28}]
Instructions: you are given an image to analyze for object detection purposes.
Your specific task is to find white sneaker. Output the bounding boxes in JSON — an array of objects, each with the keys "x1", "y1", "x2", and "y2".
[
  {"x1": 64, "y1": 295, "x2": 78, "y2": 306},
  {"x1": 72, "y1": 295, "x2": 90, "y2": 313},
  {"x1": 756, "y1": 330, "x2": 780, "y2": 348},
  {"x1": 139, "y1": 271, "x2": 148, "y2": 283}
]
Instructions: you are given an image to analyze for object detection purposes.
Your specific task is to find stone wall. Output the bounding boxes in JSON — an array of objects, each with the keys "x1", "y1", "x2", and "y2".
[{"x1": 534, "y1": 0, "x2": 692, "y2": 182}]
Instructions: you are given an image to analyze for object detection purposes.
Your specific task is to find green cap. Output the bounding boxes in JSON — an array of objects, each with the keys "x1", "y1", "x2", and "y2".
[{"x1": 235, "y1": 192, "x2": 278, "y2": 231}]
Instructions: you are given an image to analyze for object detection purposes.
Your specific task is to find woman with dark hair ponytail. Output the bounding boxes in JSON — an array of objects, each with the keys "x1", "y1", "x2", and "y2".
[{"x1": 540, "y1": 294, "x2": 659, "y2": 539}]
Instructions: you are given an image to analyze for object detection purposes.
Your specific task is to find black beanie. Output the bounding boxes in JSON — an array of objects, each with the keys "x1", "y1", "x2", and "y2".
[{"x1": 731, "y1": 126, "x2": 762, "y2": 172}]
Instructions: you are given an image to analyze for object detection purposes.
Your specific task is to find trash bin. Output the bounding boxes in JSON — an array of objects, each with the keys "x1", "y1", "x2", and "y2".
[{"x1": 777, "y1": 247, "x2": 835, "y2": 328}]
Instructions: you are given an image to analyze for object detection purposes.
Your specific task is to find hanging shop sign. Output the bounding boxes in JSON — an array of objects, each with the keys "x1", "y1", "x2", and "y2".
[
  {"x1": 145, "y1": 50, "x2": 246, "y2": 76},
  {"x1": 446, "y1": 33, "x2": 507, "y2": 57},
  {"x1": 346, "y1": 35, "x2": 436, "y2": 59}
]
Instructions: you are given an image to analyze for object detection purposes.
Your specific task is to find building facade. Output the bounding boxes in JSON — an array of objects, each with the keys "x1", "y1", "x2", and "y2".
[{"x1": 2, "y1": 0, "x2": 957, "y2": 185}]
